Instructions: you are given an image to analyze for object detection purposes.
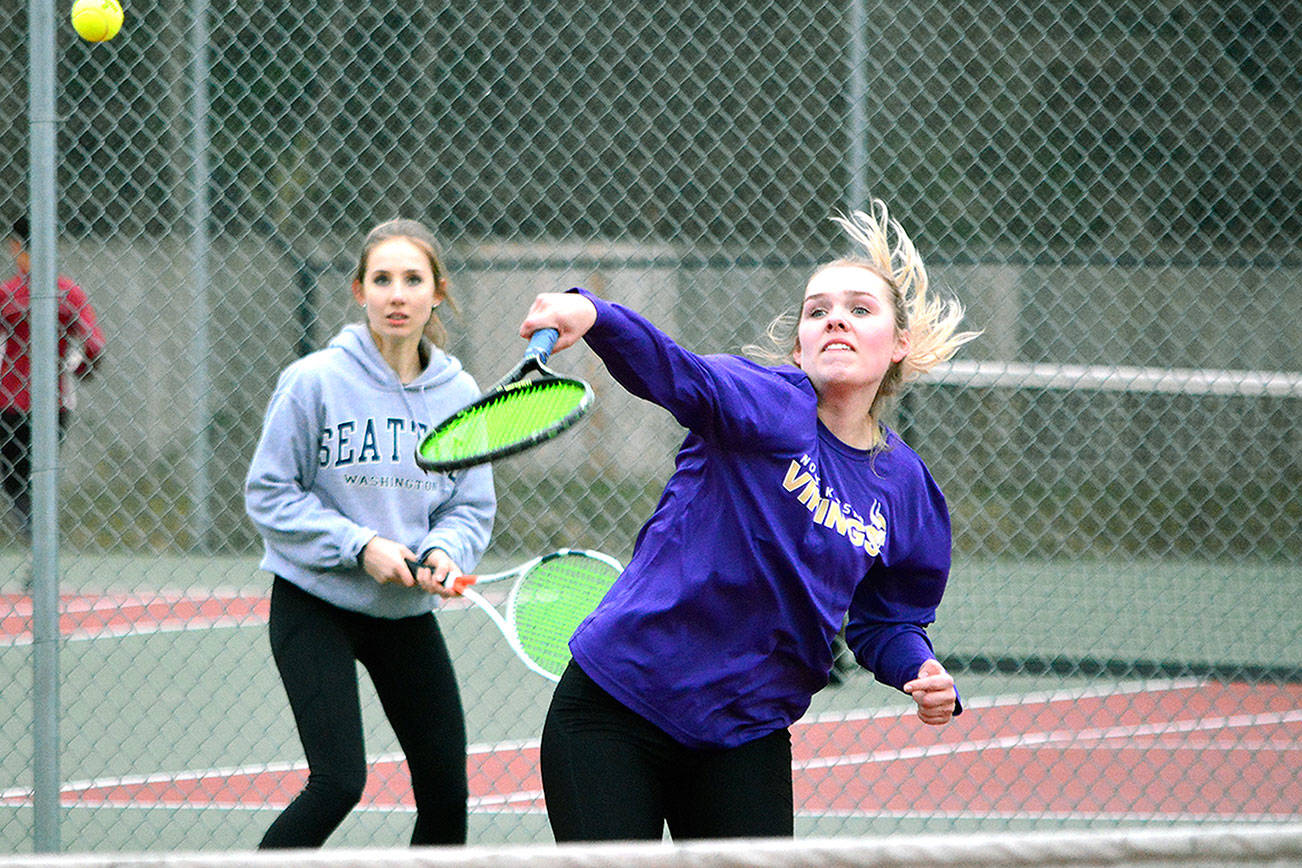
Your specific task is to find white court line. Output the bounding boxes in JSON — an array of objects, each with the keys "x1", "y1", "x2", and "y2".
[
  {"x1": 793, "y1": 806, "x2": 1300, "y2": 824},
  {"x1": 10, "y1": 696, "x2": 1296, "y2": 800},
  {"x1": 18, "y1": 681, "x2": 1300, "y2": 824},
  {"x1": 0, "y1": 592, "x2": 267, "y2": 647},
  {"x1": 11, "y1": 707, "x2": 1297, "y2": 802},
  {"x1": 7, "y1": 684, "x2": 1297, "y2": 821},
  {"x1": 0, "y1": 591, "x2": 498, "y2": 646},
  {"x1": 0, "y1": 740, "x2": 539, "y2": 804},
  {"x1": 19, "y1": 795, "x2": 548, "y2": 815},
  {"x1": 794, "y1": 709, "x2": 1302, "y2": 771},
  {"x1": 17, "y1": 798, "x2": 1290, "y2": 824},
  {"x1": 0, "y1": 592, "x2": 244, "y2": 617},
  {"x1": 800, "y1": 677, "x2": 1210, "y2": 725},
  {"x1": 0, "y1": 616, "x2": 271, "y2": 647}
]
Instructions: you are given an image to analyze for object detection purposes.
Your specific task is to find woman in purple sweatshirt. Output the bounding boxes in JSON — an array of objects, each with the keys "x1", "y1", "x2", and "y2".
[{"x1": 521, "y1": 199, "x2": 980, "y2": 842}]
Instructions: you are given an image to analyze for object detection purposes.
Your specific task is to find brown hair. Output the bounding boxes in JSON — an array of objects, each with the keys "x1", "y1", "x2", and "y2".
[{"x1": 353, "y1": 219, "x2": 457, "y2": 348}]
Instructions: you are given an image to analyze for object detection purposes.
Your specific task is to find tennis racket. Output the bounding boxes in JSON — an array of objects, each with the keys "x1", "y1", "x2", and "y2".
[
  {"x1": 414, "y1": 329, "x2": 593, "y2": 472},
  {"x1": 408, "y1": 548, "x2": 622, "y2": 681}
]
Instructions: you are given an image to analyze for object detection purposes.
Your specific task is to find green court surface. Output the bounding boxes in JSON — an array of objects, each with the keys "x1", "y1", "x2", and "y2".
[{"x1": 1, "y1": 551, "x2": 1298, "y2": 853}]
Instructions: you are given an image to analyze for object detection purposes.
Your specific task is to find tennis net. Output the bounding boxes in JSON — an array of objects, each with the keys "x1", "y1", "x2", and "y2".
[
  {"x1": 0, "y1": 825, "x2": 1299, "y2": 867},
  {"x1": 908, "y1": 360, "x2": 1301, "y2": 684}
]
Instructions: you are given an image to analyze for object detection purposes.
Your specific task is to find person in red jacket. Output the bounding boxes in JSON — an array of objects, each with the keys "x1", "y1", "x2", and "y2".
[{"x1": 2, "y1": 216, "x2": 106, "y2": 541}]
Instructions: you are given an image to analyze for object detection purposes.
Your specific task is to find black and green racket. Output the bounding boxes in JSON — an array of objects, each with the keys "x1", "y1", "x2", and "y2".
[
  {"x1": 414, "y1": 328, "x2": 593, "y2": 473},
  {"x1": 408, "y1": 549, "x2": 622, "y2": 681}
]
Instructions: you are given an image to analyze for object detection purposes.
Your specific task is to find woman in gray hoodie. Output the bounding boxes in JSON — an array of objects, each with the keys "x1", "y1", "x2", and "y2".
[{"x1": 245, "y1": 219, "x2": 495, "y2": 848}]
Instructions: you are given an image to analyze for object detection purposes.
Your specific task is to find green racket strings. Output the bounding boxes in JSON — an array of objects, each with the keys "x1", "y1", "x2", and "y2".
[
  {"x1": 418, "y1": 379, "x2": 588, "y2": 466},
  {"x1": 510, "y1": 556, "x2": 619, "y2": 678}
]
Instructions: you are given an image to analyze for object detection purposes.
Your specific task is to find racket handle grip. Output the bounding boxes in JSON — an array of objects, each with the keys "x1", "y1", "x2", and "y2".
[
  {"x1": 525, "y1": 328, "x2": 559, "y2": 363},
  {"x1": 405, "y1": 559, "x2": 476, "y2": 594}
]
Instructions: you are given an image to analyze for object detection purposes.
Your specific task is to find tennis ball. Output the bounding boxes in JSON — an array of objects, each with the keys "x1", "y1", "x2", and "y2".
[{"x1": 71, "y1": 0, "x2": 123, "y2": 42}]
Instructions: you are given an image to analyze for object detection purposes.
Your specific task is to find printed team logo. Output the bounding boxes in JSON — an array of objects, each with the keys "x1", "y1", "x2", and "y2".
[
  {"x1": 318, "y1": 416, "x2": 428, "y2": 468},
  {"x1": 319, "y1": 415, "x2": 453, "y2": 487},
  {"x1": 781, "y1": 457, "x2": 887, "y2": 556}
]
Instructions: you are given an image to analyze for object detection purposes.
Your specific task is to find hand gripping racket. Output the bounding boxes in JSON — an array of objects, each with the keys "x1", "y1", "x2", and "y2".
[
  {"x1": 408, "y1": 548, "x2": 622, "y2": 681},
  {"x1": 414, "y1": 329, "x2": 593, "y2": 472}
]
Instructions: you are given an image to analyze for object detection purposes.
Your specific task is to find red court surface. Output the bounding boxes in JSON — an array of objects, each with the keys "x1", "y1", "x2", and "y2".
[
  {"x1": 1, "y1": 592, "x2": 269, "y2": 645},
  {"x1": 3, "y1": 593, "x2": 1300, "y2": 822},
  {"x1": 8, "y1": 684, "x2": 1294, "y2": 822}
]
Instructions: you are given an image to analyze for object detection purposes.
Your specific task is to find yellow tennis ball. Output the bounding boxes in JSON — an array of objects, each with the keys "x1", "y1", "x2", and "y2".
[{"x1": 71, "y1": 0, "x2": 123, "y2": 42}]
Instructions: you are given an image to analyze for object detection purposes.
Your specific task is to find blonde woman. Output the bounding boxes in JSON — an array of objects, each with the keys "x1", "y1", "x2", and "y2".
[{"x1": 519, "y1": 199, "x2": 979, "y2": 841}]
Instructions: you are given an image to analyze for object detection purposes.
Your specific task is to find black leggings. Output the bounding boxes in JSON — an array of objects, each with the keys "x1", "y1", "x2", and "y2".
[
  {"x1": 0, "y1": 410, "x2": 65, "y2": 537},
  {"x1": 259, "y1": 577, "x2": 468, "y2": 848},
  {"x1": 539, "y1": 662, "x2": 794, "y2": 842}
]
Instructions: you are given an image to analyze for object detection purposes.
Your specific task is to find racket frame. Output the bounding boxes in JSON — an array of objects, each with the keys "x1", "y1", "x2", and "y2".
[
  {"x1": 408, "y1": 548, "x2": 622, "y2": 682},
  {"x1": 414, "y1": 329, "x2": 594, "y2": 473}
]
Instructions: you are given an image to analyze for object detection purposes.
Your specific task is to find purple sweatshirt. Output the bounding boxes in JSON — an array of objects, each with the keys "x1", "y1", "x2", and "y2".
[{"x1": 569, "y1": 290, "x2": 958, "y2": 749}]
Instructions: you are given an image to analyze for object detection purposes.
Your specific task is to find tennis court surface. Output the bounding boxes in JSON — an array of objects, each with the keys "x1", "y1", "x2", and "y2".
[{"x1": 2, "y1": 551, "x2": 1298, "y2": 853}]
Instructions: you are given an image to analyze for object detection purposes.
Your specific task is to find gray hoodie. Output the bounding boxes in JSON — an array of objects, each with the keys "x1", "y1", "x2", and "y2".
[{"x1": 245, "y1": 323, "x2": 495, "y2": 618}]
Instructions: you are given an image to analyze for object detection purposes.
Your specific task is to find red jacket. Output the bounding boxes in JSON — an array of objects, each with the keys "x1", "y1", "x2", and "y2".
[{"x1": 1, "y1": 272, "x2": 107, "y2": 412}]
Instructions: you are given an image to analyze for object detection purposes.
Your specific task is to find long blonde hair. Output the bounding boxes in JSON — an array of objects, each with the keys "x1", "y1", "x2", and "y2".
[{"x1": 750, "y1": 199, "x2": 980, "y2": 441}]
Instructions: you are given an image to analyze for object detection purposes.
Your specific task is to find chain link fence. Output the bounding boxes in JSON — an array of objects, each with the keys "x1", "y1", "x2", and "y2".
[{"x1": 2, "y1": 0, "x2": 1299, "y2": 854}]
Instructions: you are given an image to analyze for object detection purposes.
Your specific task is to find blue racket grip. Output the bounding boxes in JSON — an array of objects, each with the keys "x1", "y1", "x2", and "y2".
[{"x1": 524, "y1": 328, "x2": 559, "y2": 363}]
